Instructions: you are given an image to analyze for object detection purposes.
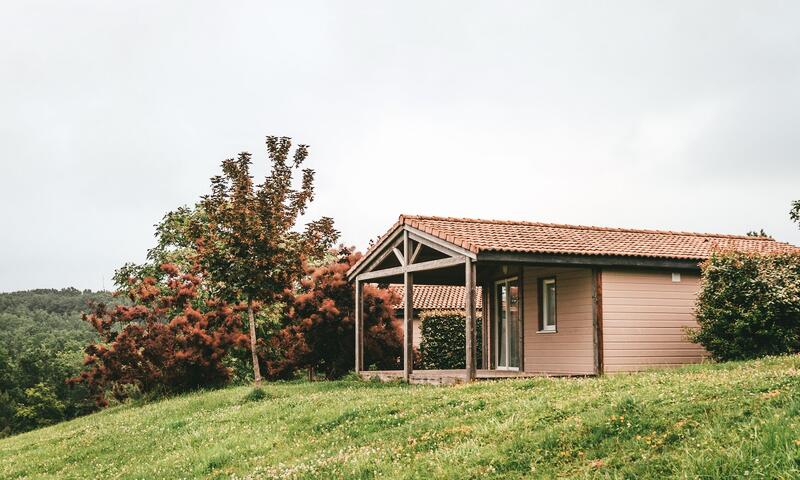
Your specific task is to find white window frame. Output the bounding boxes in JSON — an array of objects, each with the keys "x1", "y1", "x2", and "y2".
[{"x1": 540, "y1": 278, "x2": 557, "y2": 332}]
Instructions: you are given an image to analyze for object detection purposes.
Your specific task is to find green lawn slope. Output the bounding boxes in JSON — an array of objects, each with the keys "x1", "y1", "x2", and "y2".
[{"x1": 2, "y1": 356, "x2": 800, "y2": 479}]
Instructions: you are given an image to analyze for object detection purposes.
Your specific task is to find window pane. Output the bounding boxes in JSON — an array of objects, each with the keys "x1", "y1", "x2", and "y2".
[
  {"x1": 496, "y1": 283, "x2": 506, "y2": 367},
  {"x1": 508, "y1": 281, "x2": 519, "y2": 368},
  {"x1": 546, "y1": 281, "x2": 556, "y2": 328}
]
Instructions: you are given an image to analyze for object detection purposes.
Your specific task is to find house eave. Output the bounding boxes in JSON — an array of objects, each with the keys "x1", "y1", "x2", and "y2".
[{"x1": 476, "y1": 251, "x2": 703, "y2": 270}]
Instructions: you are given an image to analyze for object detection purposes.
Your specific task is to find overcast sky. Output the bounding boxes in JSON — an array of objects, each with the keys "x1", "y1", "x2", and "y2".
[{"x1": 1, "y1": 1, "x2": 799, "y2": 292}]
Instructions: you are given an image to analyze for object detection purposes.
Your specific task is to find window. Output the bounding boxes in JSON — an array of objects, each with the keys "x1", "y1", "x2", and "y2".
[
  {"x1": 494, "y1": 277, "x2": 520, "y2": 369},
  {"x1": 540, "y1": 278, "x2": 556, "y2": 332}
]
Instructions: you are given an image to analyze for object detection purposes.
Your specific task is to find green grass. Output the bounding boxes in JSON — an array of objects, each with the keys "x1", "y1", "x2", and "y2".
[{"x1": 2, "y1": 357, "x2": 800, "y2": 479}]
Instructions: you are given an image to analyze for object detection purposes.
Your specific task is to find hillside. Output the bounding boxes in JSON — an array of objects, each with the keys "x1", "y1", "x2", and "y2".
[{"x1": 1, "y1": 356, "x2": 800, "y2": 479}]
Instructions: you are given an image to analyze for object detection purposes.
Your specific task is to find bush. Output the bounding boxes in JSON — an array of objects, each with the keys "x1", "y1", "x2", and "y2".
[
  {"x1": 267, "y1": 247, "x2": 403, "y2": 380},
  {"x1": 691, "y1": 251, "x2": 800, "y2": 361},
  {"x1": 418, "y1": 310, "x2": 483, "y2": 369},
  {"x1": 241, "y1": 387, "x2": 271, "y2": 403},
  {"x1": 70, "y1": 264, "x2": 249, "y2": 406}
]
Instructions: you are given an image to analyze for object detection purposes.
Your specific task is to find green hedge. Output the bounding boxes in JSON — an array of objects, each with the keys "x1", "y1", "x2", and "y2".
[
  {"x1": 418, "y1": 310, "x2": 483, "y2": 369},
  {"x1": 691, "y1": 251, "x2": 800, "y2": 361}
]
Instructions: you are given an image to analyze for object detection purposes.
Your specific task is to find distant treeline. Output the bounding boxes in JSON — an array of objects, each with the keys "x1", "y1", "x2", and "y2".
[{"x1": 0, "y1": 288, "x2": 118, "y2": 437}]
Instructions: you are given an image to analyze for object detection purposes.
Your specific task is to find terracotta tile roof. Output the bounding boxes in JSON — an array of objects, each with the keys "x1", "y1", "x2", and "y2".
[
  {"x1": 352, "y1": 215, "x2": 798, "y2": 274},
  {"x1": 388, "y1": 284, "x2": 483, "y2": 311},
  {"x1": 400, "y1": 215, "x2": 798, "y2": 259}
]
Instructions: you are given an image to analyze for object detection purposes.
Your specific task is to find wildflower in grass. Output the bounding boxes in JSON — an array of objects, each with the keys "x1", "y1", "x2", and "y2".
[
  {"x1": 589, "y1": 459, "x2": 605, "y2": 469},
  {"x1": 760, "y1": 390, "x2": 781, "y2": 399}
]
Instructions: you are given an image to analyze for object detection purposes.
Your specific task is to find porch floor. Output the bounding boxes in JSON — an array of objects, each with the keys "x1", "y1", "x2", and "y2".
[{"x1": 359, "y1": 369, "x2": 539, "y2": 385}]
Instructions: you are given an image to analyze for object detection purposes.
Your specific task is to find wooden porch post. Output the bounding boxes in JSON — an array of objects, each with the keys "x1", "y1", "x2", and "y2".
[
  {"x1": 355, "y1": 278, "x2": 364, "y2": 373},
  {"x1": 403, "y1": 231, "x2": 414, "y2": 382},
  {"x1": 465, "y1": 257, "x2": 476, "y2": 381},
  {"x1": 592, "y1": 268, "x2": 604, "y2": 375}
]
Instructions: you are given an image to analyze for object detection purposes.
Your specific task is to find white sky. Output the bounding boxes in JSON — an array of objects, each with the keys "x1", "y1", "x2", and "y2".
[{"x1": 1, "y1": 1, "x2": 799, "y2": 292}]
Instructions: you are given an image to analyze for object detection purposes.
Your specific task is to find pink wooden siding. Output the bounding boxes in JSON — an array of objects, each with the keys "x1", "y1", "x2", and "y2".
[
  {"x1": 412, "y1": 318, "x2": 422, "y2": 348},
  {"x1": 601, "y1": 269, "x2": 707, "y2": 373},
  {"x1": 522, "y1": 266, "x2": 595, "y2": 375}
]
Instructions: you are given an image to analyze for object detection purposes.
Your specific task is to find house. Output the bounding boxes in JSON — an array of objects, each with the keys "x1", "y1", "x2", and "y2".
[
  {"x1": 347, "y1": 215, "x2": 798, "y2": 384},
  {"x1": 388, "y1": 284, "x2": 482, "y2": 348}
]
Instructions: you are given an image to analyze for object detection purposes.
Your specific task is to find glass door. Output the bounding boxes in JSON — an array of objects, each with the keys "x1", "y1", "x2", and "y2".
[{"x1": 494, "y1": 277, "x2": 520, "y2": 370}]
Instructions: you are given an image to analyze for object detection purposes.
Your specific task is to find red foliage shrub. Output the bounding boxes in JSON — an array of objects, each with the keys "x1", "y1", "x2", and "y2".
[
  {"x1": 266, "y1": 247, "x2": 403, "y2": 380},
  {"x1": 69, "y1": 264, "x2": 249, "y2": 406}
]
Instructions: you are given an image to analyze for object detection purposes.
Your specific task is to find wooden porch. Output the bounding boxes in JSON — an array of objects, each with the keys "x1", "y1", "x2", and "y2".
[
  {"x1": 346, "y1": 216, "x2": 611, "y2": 383},
  {"x1": 348, "y1": 222, "x2": 484, "y2": 382},
  {"x1": 358, "y1": 369, "x2": 540, "y2": 385}
]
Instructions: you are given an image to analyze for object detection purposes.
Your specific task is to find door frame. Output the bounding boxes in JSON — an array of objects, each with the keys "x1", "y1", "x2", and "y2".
[{"x1": 493, "y1": 276, "x2": 521, "y2": 371}]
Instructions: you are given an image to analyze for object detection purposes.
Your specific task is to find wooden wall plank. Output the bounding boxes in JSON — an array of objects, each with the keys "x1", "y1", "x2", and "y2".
[{"x1": 602, "y1": 269, "x2": 707, "y2": 373}]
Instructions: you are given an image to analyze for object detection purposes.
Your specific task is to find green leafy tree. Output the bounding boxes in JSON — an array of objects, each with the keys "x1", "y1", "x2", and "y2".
[
  {"x1": 791, "y1": 200, "x2": 800, "y2": 227},
  {"x1": 746, "y1": 229, "x2": 770, "y2": 238},
  {"x1": 113, "y1": 206, "x2": 207, "y2": 295},
  {"x1": 14, "y1": 383, "x2": 66, "y2": 431},
  {"x1": 193, "y1": 136, "x2": 338, "y2": 383}
]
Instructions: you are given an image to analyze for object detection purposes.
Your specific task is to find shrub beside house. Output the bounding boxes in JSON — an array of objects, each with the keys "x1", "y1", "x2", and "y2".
[{"x1": 691, "y1": 251, "x2": 800, "y2": 360}]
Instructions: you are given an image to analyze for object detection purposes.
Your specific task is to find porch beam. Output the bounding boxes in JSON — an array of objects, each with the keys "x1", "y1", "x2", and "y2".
[
  {"x1": 356, "y1": 256, "x2": 467, "y2": 281},
  {"x1": 348, "y1": 225, "x2": 478, "y2": 281},
  {"x1": 354, "y1": 279, "x2": 364, "y2": 373},
  {"x1": 392, "y1": 247, "x2": 405, "y2": 265},
  {"x1": 409, "y1": 241, "x2": 423, "y2": 264},
  {"x1": 403, "y1": 231, "x2": 414, "y2": 382},
  {"x1": 465, "y1": 257, "x2": 476, "y2": 382},
  {"x1": 361, "y1": 234, "x2": 404, "y2": 274}
]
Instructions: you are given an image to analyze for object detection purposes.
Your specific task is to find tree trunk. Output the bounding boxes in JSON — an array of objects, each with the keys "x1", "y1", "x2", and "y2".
[{"x1": 248, "y1": 301, "x2": 262, "y2": 384}]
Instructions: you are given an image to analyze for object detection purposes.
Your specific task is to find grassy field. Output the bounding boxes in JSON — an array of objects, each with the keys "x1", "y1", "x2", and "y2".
[{"x1": 2, "y1": 356, "x2": 800, "y2": 479}]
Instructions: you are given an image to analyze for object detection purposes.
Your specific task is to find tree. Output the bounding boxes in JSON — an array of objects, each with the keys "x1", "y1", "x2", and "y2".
[
  {"x1": 70, "y1": 264, "x2": 249, "y2": 406},
  {"x1": 791, "y1": 200, "x2": 800, "y2": 227},
  {"x1": 192, "y1": 136, "x2": 338, "y2": 383},
  {"x1": 113, "y1": 206, "x2": 206, "y2": 295},
  {"x1": 746, "y1": 229, "x2": 770, "y2": 238},
  {"x1": 267, "y1": 247, "x2": 403, "y2": 380},
  {"x1": 13, "y1": 383, "x2": 65, "y2": 431}
]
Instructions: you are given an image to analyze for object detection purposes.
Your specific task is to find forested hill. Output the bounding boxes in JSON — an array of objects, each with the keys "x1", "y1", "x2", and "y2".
[
  {"x1": 0, "y1": 288, "x2": 117, "y2": 438},
  {"x1": 0, "y1": 288, "x2": 115, "y2": 315}
]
